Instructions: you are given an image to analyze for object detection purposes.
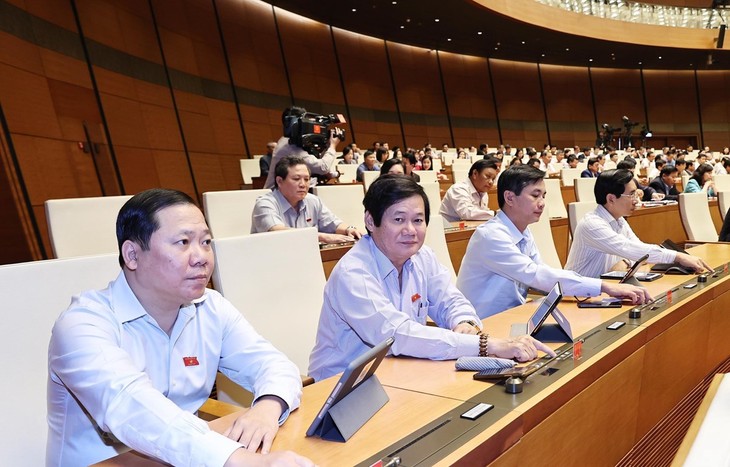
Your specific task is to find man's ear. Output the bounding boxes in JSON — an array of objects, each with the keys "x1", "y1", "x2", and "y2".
[
  {"x1": 121, "y1": 240, "x2": 140, "y2": 270},
  {"x1": 503, "y1": 190, "x2": 515, "y2": 207},
  {"x1": 364, "y1": 211, "x2": 375, "y2": 232}
]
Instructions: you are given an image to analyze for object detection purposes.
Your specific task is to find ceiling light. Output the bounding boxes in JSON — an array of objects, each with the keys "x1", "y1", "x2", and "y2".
[
  {"x1": 658, "y1": 56, "x2": 662, "y2": 59},
  {"x1": 478, "y1": 31, "x2": 483, "y2": 35},
  {"x1": 589, "y1": 58, "x2": 593, "y2": 62},
  {"x1": 400, "y1": 25, "x2": 405, "y2": 29},
  {"x1": 435, "y1": 18, "x2": 440, "y2": 22},
  {"x1": 565, "y1": 48, "x2": 570, "y2": 51},
  {"x1": 351, "y1": 8, "x2": 356, "y2": 12},
  {"x1": 447, "y1": 38, "x2": 452, "y2": 41},
  {"x1": 521, "y1": 41, "x2": 526, "y2": 45},
  {"x1": 392, "y1": 1, "x2": 397, "y2": 3}
]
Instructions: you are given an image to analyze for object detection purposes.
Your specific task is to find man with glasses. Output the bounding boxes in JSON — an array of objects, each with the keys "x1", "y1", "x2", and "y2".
[{"x1": 565, "y1": 169, "x2": 711, "y2": 278}]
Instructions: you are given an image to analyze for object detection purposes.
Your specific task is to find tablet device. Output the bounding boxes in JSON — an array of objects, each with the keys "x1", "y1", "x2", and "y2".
[
  {"x1": 577, "y1": 297, "x2": 622, "y2": 308},
  {"x1": 510, "y1": 282, "x2": 564, "y2": 336},
  {"x1": 306, "y1": 337, "x2": 393, "y2": 438},
  {"x1": 600, "y1": 254, "x2": 650, "y2": 285}
]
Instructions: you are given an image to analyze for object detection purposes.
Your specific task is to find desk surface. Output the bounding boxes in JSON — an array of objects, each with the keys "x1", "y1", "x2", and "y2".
[{"x1": 99, "y1": 244, "x2": 730, "y2": 467}]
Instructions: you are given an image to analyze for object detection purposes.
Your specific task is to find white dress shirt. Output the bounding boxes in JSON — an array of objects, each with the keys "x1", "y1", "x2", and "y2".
[
  {"x1": 47, "y1": 272, "x2": 301, "y2": 467},
  {"x1": 251, "y1": 189, "x2": 341, "y2": 234},
  {"x1": 565, "y1": 205, "x2": 677, "y2": 278},
  {"x1": 439, "y1": 180, "x2": 494, "y2": 222},
  {"x1": 457, "y1": 211, "x2": 602, "y2": 318},
  {"x1": 308, "y1": 235, "x2": 481, "y2": 381}
]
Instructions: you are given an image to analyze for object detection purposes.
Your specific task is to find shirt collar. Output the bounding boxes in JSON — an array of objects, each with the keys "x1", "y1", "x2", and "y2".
[
  {"x1": 596, "y1": 203, "x2": 626, "y2": 228},
  {"x1": 494, "y1": 210, "x2": 529, "y2": 245},
  {"x1": 366, "y1": 235, "x2": 413, "y2": 281},
  {"x1": 111, "y1": 270, "x2": 207, "y2": 325},
  {"x1": 272, "y1": 187, "x2": 305, "y2": 215}
]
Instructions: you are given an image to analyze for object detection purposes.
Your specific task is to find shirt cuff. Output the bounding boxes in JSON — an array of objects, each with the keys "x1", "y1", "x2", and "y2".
[
  {"x1": 191, "y1": 430, "x2": 242, "y2": 467},
  {"x1": 455, "y1": 333, "x2": 481, "y2": 358}
]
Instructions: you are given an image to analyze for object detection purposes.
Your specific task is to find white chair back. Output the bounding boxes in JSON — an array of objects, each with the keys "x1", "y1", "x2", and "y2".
[
  {"x1": 239, "y1": 159, "x2": 261, "y2": 185},
  {"x1": 336, "y1": 164, "x2": 358, "y2": 183},
  {"x1": 313, "y1": 185, "x2": 366, "y2": 232},
  {"x1": 211, "y1": 228, "x2": 325, "y2": 378},
  {"x1": 362, "y1": 171, "x2": 380, "y2": 193},
  {"x1": 417, "y1": 170, "x2": 438, "y2": 184},
  {"x1": 419, "y1": 182, "x2": 442, "y2": 217},
  {"x1": 574, "y1": 177, "x2": 597, "y2": 202},
  {"x1": 719, "y1": 191, "x2": 730, "y2": 220},
  {"x1": 713, "y1": 174, "x2": 730, "y2": 193},
  {"x1": 202, "y1": 189, "x2": 269, "y2": 238},
  {"x1": 544, "y1": 179, "x2": 567, "y2": 219},
  {"x1": 452, "y1": 159, "x2": 472, "y2": 172},
  {"x1": 679, "y1": 193, "x2": 718, "y2": 242},
  {"x1": 528, "y1": 213, "x2": 562, "y2": 269},
  {"x1": 470, "y1": 153, "x2": 482, "y2": 164},
  {"x1": 1, "y1": 253, "x2": 120, "y2": 466},
  {"x1": 452, "y1": 168, "x2": 469, "y2": 185},
  {"x1": 442, "y1": 152, "x2": 454, "y2": 166},
  {"x1": 45, "y1": 195, "x2": 132, "y2": 258},
  {"x1": 560, "y1": 168, "x2": 582, "y2": 187},
  {"x1": 568, "y1": 201, "x2": 598, "y2": 237},
  {"x1": 425, "y1": 215, "x2": 457, "y2": 282},
  {"x1": 682, "y1": 173, "x2": 690, "y2": 190},
  {"x1": 432, "y1": 158, "x2": 443, "y2": 172}
]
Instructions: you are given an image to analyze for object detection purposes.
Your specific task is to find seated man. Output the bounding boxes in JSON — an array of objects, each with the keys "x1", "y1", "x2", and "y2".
[
  {"x1": 356, "y1": 150, "x2": 379, "y2": 182},
  {"x1": 616, "y1": 159, "x2": 657, "y2": 202},
  {"x1": 456, "y1": 165, "x2": 651, "y2": 318},
  {"x1": 259, "y1": 141, "x2": 277, "y2": 178},
  {"x1": 439, "y1": 159, "x2": 498, "y2": 222},
  {"x1": 565, "y1": 169, "x2": 710, "y2": 278},
  {"x1": 649, "y1": 165, "x2": 681, "y2": 201},
  {"x1": 47, "y1": 188, "x2": 311, "y2": 467},
  {"x1": 581, "y1": 157, "x2": 600, "y2": 177},
  {"x1": 308, "y1": 175, "x2": 555, "y2": 381},
  {"x1": 252, "y1": 156, "x2": 362, "y2": 244}
]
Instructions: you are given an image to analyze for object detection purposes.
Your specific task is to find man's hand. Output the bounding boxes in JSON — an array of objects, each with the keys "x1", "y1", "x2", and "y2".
[
  {"x1": 676, "y1": 252, "x2": 713, "y2": 273},
  {"x1": 224, "y1": 396, "x2": 286, "y2": 454},
  {"x1": 488, "y1": 335, "x2": 556, "y2": 362},
  {"x1": 223, "y1": 449, "x2": 315, "y2": 467},
  {"x1": 601, "y1": 282, "x2": 652, "y2": 305},
  {"x1": 452, "y1": 322, "x2": 479, "y2": 334},
  {"x1": 318, "y1": 233, "x2": 355, "y2": 244}
]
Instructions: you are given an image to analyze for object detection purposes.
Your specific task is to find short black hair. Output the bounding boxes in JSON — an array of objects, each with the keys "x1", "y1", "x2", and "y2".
[
  {"x1": 616, "y1": 159, "x2": 636, "y2": 170},
  {"x1": 380, "y1": 158, "x2": 404, "y2": 175},
  {"x1": 675, "y1": 158, "x2": 686, "y2": 168},
  {"x1": 274, "y1": 155, "x2": 309, "y2": 189},
  {"x1": 469, "y1": 158, "x2": 498, "y2": 177},
  {"x1": 363, "y1": 149, "x2": 375, "y2": 159},
  {"x1": 376, "y1": 148, "x2": 389, "y2": 163},
  {"x1": 660, "y1": 165, "x2": 678, "y2": 177},
  {"x1": 587, "y1": 156, "x2": 599, "y2": 167},
  {"x1": 363, "y1": 174, "x2": 429, "y2": 232},
  {"x1": 566, "y1": 154, "x2": 577, "y2": 164},
  {"x1": 116, "y1": 189, "x2": 197, "y2": 267},
  {"x1": 403, "y1": 152, "x2": 417, "y2": 165},
  {"x1": 594, "y1": 169, "x2": 634, "y2": 205},
  {"x1": 497, "y1": 165, "x2": 545, "y2": 209},
  {"x1": 655, "y1": 158, "x2": 666, "y2": 169},
  {"x1": 281, "y1": 106, "x2": 306, "y2": 137},
  {"x1": 526, "y1": 158, "x2": 540, "y2": 169}
]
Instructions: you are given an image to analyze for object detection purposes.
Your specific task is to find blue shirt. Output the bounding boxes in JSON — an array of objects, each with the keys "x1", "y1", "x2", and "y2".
[
  {"x1": 308, "y1": 235, "x2": 481, "y2": 381},
  {"x1": 251, "y1": 189, "x2": 341, "y2": 234},
  {"x1": 457, "y1": 211, "x2": 602, "y2": 318}
]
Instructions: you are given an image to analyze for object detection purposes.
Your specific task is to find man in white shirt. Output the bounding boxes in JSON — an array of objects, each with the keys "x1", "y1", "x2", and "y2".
[
  {"x1": 565, "y1": 169, "x2": 710, "y2": 278},
  {"x1": 47, "y1": 188, "x2": 311, "y2": 467},
  {"x1": 252, "y1": 156, "x2": 361, "y2": 244},
  {"x1": 308, "y1": 175, "x2": 554, "y2": 381},
  {"x1": 457, "y1": 165, "x2": 652, "y2": 318},
  {"x1": 439, "y1": 159, "x2": 498, "y2": 222}
]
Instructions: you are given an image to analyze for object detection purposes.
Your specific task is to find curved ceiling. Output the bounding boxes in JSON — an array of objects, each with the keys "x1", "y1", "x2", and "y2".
[{"x1": 265, "y1": 0, "x2": 729, "y2": 70}]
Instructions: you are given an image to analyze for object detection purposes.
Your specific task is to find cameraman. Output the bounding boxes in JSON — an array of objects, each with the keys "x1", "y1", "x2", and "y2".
[{"x1": 264, "y1": 107, "x2": 343, "y2": 190}]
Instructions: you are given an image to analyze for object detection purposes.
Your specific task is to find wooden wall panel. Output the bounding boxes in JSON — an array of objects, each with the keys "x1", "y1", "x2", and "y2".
[
  {"x1": 388, "y1": 41, "x2": 450, "y2": 149},
  {"x1": 643, "y1": 70, "x2": 700, "y2": 143},
  {"x1": 540, "y1": 64, "x2": 596, "y2": 148},
  {"x1": 490, "y1": 59, "x2": 547, "y2": 147},
  {"x1": 217, "y1": 0, "x2": 290, "y2": 154},
  {"x1": 440, "y1": 51, "x2": 499, "y2": 149},
  {"x1": 697, "y1": 70, "x2": 730, "y2": 150},
  {"x1": 591, "y1": 68, "x2": 645, "y2": 148},
  {"x1": 333, "y1": 29, "x2": 401, "y2": 150}
]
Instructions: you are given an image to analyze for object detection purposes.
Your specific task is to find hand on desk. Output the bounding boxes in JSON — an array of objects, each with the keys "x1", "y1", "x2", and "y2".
[
  {"x1": 318, "y1": 232, "x2": 356, "y2": 244},
  {"x1": 223, "y1": 396, "x2": 285, "y2": 455},
  {"x1": 490, "y1": 335, "x2": 557, "y2": 362},
  {"x1": 675, "y1": 252, "x2": 713, "y2": 273},
  {"x1": 600, "y1": 282, "x2": 652, "y2": 305}
]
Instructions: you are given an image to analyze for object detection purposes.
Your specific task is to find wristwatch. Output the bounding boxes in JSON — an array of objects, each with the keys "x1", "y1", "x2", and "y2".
[{"x1": 458, "y1": 319, "x2": 480, "y2": 330}]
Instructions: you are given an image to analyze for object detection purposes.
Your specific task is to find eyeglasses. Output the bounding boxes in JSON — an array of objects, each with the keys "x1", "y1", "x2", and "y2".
[{"x1": 619, "y1": 190, "x2": 639, "y2": 199}]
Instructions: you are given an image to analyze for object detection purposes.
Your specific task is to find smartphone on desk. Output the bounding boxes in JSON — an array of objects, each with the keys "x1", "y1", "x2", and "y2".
[{"x1": 577, "y1": 297, "x2": 622, "y2": 308}]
